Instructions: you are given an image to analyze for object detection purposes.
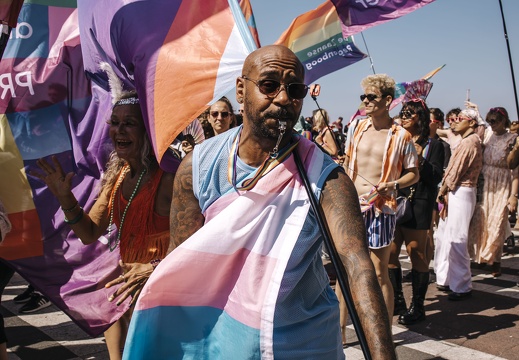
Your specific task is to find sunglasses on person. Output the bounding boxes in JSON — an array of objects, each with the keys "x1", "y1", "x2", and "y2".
[
  {"x1": 360, "y1": 93, "x2": 381, "y2": 102},
  {"x1": 399, "y1": 110, "x2": 415, "y2": 119},
  {"x1": 511, "y1": 121, "x2": 519, "y2": 126},
  {"x1": 430, "y1": 119, "x2": 443, "y2": 125},
  {"x1": 486, "y1": 117, "x2": 500, "y2": 125},
  {"x1": 452, "y1": 116, "x2": 472, "y2": 123},
  {"x1": 241, "y1": 76, "x2": 308, "y2": 100},
  {"x1": 210, "y1": 111, "x2": 230, "y2": 118}
]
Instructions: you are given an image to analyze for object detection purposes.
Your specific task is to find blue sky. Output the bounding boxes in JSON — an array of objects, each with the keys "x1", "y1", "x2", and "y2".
[{"x1": 230, "y1": 0, "x2": 519, "y2": 123}]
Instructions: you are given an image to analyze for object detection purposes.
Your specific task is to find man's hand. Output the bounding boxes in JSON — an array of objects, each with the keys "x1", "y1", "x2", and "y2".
[{"x1": 106, "y1": 260, "x2": 153, "y2": 306}]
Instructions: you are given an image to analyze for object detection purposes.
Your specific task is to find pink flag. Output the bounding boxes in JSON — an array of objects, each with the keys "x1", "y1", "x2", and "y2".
[{"x1": 331, "y1": 0, "x2": 435, "y2": 38}]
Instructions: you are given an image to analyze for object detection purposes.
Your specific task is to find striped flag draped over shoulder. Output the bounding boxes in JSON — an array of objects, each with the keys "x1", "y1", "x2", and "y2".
[
  {"x1": 331, "y1": 0, "x2": 436, "y2": 38},
  {"x1": 276, "y1": 1, "x2": 366, "y2": 84},
  {"x1": 78, "y1": 0, "x2": 256, "y2": 169},
  {"x1": 0, "y1": 0, "x2": 126, "y2": 336}
]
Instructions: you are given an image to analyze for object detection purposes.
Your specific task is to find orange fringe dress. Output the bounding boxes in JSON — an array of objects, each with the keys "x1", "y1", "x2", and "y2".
[{"x1": 110, "y1": 167, "x2": 169, "y2": 264}]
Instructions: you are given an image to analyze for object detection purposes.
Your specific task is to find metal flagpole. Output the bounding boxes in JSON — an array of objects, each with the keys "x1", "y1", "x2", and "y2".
[
  {"x1": 360, "y1": 32, "x2": 376, "y2": 75},
  {"x1": 498, "y1": 0, "x2": 519, "y2": 119},
  {"x1": 293, "y1": 151, "x2": 372, "y2": 360}
]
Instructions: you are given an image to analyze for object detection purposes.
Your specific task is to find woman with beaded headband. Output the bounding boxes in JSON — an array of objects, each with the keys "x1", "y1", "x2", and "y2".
[{"x1": 33, "y1": 64, "x2": 174, "y2": 359}]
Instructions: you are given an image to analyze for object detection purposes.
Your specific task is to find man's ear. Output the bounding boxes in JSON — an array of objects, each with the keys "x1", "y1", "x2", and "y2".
[
  {"x1": 385, "y1": 95, "x2": 393, "y2": 108},
  {"x1": 236, "y1": 77, "x2": 245, "y2": 104}
]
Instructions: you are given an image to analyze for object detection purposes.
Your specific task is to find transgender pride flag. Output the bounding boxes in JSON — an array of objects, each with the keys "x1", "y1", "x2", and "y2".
[
  {"x1": 276, "y1": 1, "x2": 366, "y2": 84},
  {"x1": 123, "y1": 139, "x2": 328, "y2": 359}
]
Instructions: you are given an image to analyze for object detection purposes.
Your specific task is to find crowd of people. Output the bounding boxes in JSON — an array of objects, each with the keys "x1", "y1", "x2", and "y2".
[{"x1": 1, "y1": 44, "x2": 518, "y2": 359}]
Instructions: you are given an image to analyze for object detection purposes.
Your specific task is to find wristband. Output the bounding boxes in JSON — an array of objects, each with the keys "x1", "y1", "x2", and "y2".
[
  {"x1": 394, "y1": 181, "x2": 399, "y2": 191},
  {"x1": 64, "y1": 207, "x2": 84, "y2": 225},
  {"x1": 61, "y1": 201, "x2": 79, "y2": 212}
]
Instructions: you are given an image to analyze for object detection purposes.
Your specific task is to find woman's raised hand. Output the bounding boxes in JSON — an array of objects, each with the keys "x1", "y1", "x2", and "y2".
[{"x1": 33, "y1": 155, "x2": 74, "y2": 198}]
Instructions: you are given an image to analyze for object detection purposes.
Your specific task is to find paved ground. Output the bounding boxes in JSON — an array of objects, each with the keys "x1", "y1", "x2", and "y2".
[{"x1": 2, "y1": 237, "x2": 518, "y2": 359}]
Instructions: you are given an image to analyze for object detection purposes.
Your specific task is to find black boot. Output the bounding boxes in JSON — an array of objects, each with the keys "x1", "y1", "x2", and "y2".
[
  {"x1": 389, "y1": 267, "x2": 407, "y2": 316},
  {"x1": 398, "y1": 270, "x2": 429, "y2": 325}
]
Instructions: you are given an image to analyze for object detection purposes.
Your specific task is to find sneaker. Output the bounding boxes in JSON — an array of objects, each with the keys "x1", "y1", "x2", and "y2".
[
  {"x1": 13, "y1": 287, "x2": 34, "y2": 304},
  {"x1": 19, "y1": 294, "x2": 51, "y2": 314}
]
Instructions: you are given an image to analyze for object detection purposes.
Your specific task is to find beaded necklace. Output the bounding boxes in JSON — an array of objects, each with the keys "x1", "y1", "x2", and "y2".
[{"x1": 108, "y1": 165, "x2": 147, "y2": 252}]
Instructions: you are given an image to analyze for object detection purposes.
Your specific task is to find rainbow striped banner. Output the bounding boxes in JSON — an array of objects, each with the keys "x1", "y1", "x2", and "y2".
[{"x1": 276, "y1": 1, "x2": 366, "y2": 84}]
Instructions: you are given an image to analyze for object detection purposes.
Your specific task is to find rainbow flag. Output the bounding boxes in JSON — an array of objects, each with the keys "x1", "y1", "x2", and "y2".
[
  {"x1": 0, "y1": 1, "x2": 126, "y2": 336},
  {"x1": 78, "y1": 0, "x2": 256, "y2": 170},
  {"x1": 276, "y1": 1, "x2": 366, "y2": 84},
  {"x1": 331, "y1": 0, "x2": 436, "y2": 38}
]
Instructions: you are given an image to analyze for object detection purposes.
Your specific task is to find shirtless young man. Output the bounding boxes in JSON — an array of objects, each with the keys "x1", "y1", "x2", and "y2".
[{"x1": 343, "y1": 74, "x2": 419, "y2": 322}]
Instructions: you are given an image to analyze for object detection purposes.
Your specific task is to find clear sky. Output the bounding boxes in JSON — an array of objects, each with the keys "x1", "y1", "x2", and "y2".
[{"x1": 227, "y1": 0, "x2": 519, "y2": 123}]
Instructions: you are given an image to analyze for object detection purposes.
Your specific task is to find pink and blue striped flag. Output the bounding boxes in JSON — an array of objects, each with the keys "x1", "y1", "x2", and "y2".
[
  {"x1": 331, "y1": 0, "x2": 436, "y2": 38},
  {"x1": 123, "y1": 139, "x2": 329, "y2": 359},
  {"x1": 276, "y1": 1, "x2": 366, "y2": 84}
]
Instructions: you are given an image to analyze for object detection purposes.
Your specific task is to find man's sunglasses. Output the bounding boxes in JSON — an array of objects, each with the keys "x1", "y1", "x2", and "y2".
[
  {"x1": 360, "y1": 93, "x2": 381, "y2": 102},
  {"x1": 210, "y1": 111, "x2": 230, "y2": 118},
  {"x1": 241, "y1": 76, "x2": 308, "y2": 100}
]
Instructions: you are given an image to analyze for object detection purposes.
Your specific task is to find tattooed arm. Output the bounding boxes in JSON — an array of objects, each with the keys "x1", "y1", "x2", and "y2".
[
  {"x1": 168, "y1": 152, "x2": 205, "y2": 254},
  {"x1": 321, "y1": 168, "x2": 396, "y2": 360}
]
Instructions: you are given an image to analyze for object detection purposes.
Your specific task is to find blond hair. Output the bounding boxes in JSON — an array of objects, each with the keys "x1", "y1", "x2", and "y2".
[
  {"x1": 361, "y1": 74, "x2": 395, "y2": 98},
  {"x1": 313, "y1": 109, "x2": 330, "y2": 130}
]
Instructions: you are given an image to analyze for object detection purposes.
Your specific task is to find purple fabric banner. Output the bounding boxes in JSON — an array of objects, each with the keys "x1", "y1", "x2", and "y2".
[
  {"x1": 331, "y1": 0, "x2": 435, "y2": 38},
  {"x1": 0, "y1": 2, "x2": 128, "y2": 336}
]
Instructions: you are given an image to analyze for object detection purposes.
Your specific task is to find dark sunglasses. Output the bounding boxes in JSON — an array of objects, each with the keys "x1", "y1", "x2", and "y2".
[
  {"x1": 210, "y1": 111, "x2": 230, "y2": 118},
  {"x1": 486, "y1": 118, "x2": 501, "y2": 125},
  {"x1": 400, "y1": 110, "x2": 415, "y2": 119},
  {"x1": 360, "y1": 93, "x2": 380, "y2": 102},
  {"x1": 241, "y1": 76, "x2": 308, "y2": 100}
]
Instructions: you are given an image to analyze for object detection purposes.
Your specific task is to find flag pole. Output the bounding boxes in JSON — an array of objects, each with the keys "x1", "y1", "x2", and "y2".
[
  {"x1": 498, "y1": 0, "x2": 519, "y2": 119},
  {"x1": 359, "y1": 32, "x2": 376, "y2": 75},
  {"x1": 293, "y1": 150, "x2": 372, "y2": 360}
]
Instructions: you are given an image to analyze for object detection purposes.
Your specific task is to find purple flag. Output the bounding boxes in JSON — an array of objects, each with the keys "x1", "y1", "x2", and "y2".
[
  {"x1": 0, "y1": 2, "x2": 127, "y2": 336},
  {"x1": 331, "y1": 0, "x2": 435, "y2": 38}
]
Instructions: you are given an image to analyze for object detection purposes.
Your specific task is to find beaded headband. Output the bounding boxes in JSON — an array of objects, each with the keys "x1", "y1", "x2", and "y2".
[{"x1": 114, "y1": 97, "x2": 139, "y2": 106}]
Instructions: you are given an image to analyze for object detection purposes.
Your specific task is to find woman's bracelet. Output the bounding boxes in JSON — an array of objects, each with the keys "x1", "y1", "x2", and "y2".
[
  {"x1": 61, "y1": 201, "x2": 79, "y2": 212},
  {"x1": 64, "y1": 207, "x2": 84, "y2": 225}
]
